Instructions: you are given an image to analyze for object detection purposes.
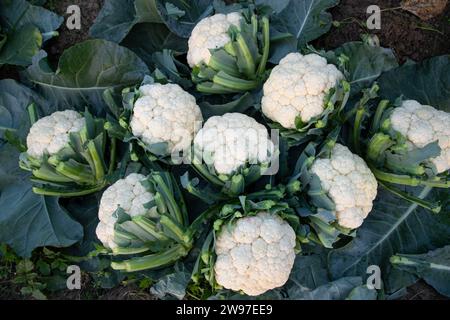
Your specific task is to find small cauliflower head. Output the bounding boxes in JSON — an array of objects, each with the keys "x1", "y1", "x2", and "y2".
[
  {"x1": 26, "y1": 110, "x2": 84, "y2": 158},
  {"x1": 130, "y1": 83, "x2": 203, "y2": 155},
  {"x1": 187, "y1": 12, "x2": 242, "y2": 67},
  {"x1": 214, "y1": 212, "x2": 296, "y2": 296},
  {"x1": 96, "y1": 173, "x2": 154, "y2": 249},
  {"x1": 390, "y1": 100, "x2": 450, "y2": 173},
  {"x1": 262, "y1": 53, "x2": 344, "y2": 129},
  {"x1": 311, "y1": 143, "x2": 378, "y2": 229},
  {"x1": 193, "y1": 113, "x2": 274, "y2": 175}
]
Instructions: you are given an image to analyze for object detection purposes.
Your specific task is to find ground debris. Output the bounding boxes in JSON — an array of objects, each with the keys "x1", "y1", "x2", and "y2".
[{"x1": 401, "y1": 0, "x2": 448, "y2": 20}]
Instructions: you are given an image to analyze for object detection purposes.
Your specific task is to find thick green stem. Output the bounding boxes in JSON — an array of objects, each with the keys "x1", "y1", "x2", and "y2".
[
  {"x1": 256, "y1": 16, "x2": 270, "y2": 77},
  {"x1": 108, "y1": 138, "x2": 117, "y2": 175},
  {"x1": 213, "y1": 72, "x2": 258, "y2": 92},
  {"x1": 370, "y1": 100, "x2": 390, "y2": 135},
  {"x1": 32, "y1": 182, "x2": 106, "y2": 197},
  {"x1": 27, "y1": 103, "x2": 39, "y2": 125},
  {"x1": 235, "y1": 33, "x2": 256, "y2": 77},
  {"x1": 55, "y1": 161, "x2": 95, "y2": 184},
  {"x1": 378, "y1": 181, "x2": 441, "y2": 213},
  {"x1": 196, "y1": 82, "x2": 238, "y2": 94},
  {"x1": 353, "y1": 106, "x2": 365, "y2": 155},
  {"x1": 110, "y1": 244, "x2": 188, "y2": 272},
  {"x1": 112, "y1": 246, "x2": 152, "y2": 255},
  {"x1": 87, "y1": 140, "x2": 105, "y2": 181}
]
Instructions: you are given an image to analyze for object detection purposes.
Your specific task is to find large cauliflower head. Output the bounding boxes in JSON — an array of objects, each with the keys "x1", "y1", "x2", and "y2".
[
  {"x1": 262, "y1": 53, "x2": 344, "y2": 129},
  {"x1": 310, "y1": 143, "x2": 378, "y2": 229},
  {"x1": 214, "y1": 212, "x2": 296, "y2": 296},
  {"x1": 130, "y1": 83, "x2": 203, "y2": 155},
  {"x1": 390, "y1": 100, "x2": 450, "y2": 173},
  {"x1": 26, "y1": 110, "x2": 84, "y2": 158},
  {"x1": 187, "y1": 12, "x2": 242, "y2": 67},
  {"x1": 96, "y1": 173, "x2": 154, "y2": 249},
  {"x1": 193, "y1": 113, "x2": 274, "y2": 175}
]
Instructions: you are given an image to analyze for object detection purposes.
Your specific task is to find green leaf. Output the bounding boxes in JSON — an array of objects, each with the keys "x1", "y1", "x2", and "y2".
[
  {"x1": 287, "y1": 276, "x2": 363, "y2": 300},
  {"x1": 328, "y1": 188, "x2": 450, "y2": 294},
  {"x1": 121, "y1": 23, "x2": 187, "y2": 66},
  {"x1": 0, "y1": 24, "x2": 42, "y2": 66},
  {"x1": 150, "y1": 264, "x2": 191, "y2": 300},
  {"x1": 391, "y1": 245, "x2": 450, "y2": 297},
  {"x1": 255, "y1": 0, "x2": 290, "y2": 13},
  {"x1": 89, "y1": 0, "x2": 163, "y2": 43},
  {"x1": 331, "y1": 42, "x2": 398, "y2": 95},
  {"x1": 199, "y1": 92, "x2": 255, "y2": 118},
  {"x1": 0, "y1": 149, "x2": 83, "y2": 258},
  {"x1": 23, "y1": 39, "x2": 149, "y2": 115},
  {"x1": 0, "y1": 79, "x2": 49, "y2": 145},
  {"x1": 277, "y1": 0, "x2": 339, "y2": 48},
  {"x1": 286, "y1": 253, "x2": 330, "y2": 291},
  {"x1": 346, "y1": 285, "x2": 378, "y2": 300},
  {"x1": 0, "y1": 0, "x2": 63, "y2": 37},
  {"x1": 378, "y1": 55, "x2": 450, "y2": 112}
]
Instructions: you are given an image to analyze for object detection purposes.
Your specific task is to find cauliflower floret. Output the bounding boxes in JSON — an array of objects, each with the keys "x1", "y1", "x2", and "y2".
[
  {"x1": 96, "y1": 173, "x2": 154, "y2": 249},
  {"x1": 26, "y1": 110, "x2": 85, "y2": 158},
  {"x1": 187, "y1": 12, "x2": 242, "y2": 67},
  {"x1": 310, "y1": 143, "x2": 378, "y2": 229},
  {"x1": 193, "y1": 113, "x2": 274, "y2": 175},
  {"x1": 130, "y1": 83, "x2": 203, "y2": 155},
  {"x1": 214, "y1": 212, "x2": 296, "y2": 296},
  {"x1": 261, "y1": 53, "x2": 344, "y2": 129},
  {"x1": 390, "y1": 100, "x2": 450, "y2": 173}
]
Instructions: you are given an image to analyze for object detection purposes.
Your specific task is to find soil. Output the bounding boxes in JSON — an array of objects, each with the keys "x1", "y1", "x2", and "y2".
[
  {"x1": 313, "y1": 0, "x2": 450, "y2": 63},
  {"x1": 0, "y1": 0, "x2": 449, "y2": 301}
]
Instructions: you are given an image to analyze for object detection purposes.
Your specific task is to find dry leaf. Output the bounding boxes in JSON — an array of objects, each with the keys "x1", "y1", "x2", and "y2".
[{"x1": 401, "y1": 0, "x2": 448, "y2": 20}]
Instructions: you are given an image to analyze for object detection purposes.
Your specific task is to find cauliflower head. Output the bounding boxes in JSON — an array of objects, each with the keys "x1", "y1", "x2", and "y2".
[
  {"x1": 96, "y1": 173, "x2": 154, "y2": 249},
  {"x1": 311, "y1": 143, "x2": 378, "y2": 229},
  {"x1": 214, "y1": 212, "x2": 296, "y2": 296},
  {"x1": 187, "y1": 12, "x2": 242, "y2": 67},
  {"x1": 130, "y1": 83, "x2": 203, "y2": 154},
  {"x1": 26, "y1": 110, "x2": 84, "y2": 158},
  {"x1": 262, "y1": 53, "x2": 344, "y2": 129},
  {"x1": 390, "y1": 100, "x2": 450, "y2": 173},
  {"x1": 193, "y1": 113, "x2": 274, "y2": 175}
]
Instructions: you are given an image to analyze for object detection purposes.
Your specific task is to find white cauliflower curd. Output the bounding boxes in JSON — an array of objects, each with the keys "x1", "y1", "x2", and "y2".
[
  {"x1": 389, "y1": 100, "x2": 450, "y2": 173},
  {"x1": 130, "y1": 83, "x2": 203, "y2": 154},
  {"x1": 310, "y1": 143, "x2": 378, "y2": 229},
  {"x1": 262, "y1": 52, "x2": 344, "y2": 129},
  {"x1": 193, "y1": 113, "x2": 274, "y2": 175},
  {"x1": 187, "y1": 12, "x2": 242, "y2": 67},
  {"x1": 96, "y1": 173, "x2": 154, "y2": 249},
  {"x1": 214, "y1": 212, "x2": 297, "y2": 296},
  {"x1": 26, "y1": 110, "x2": 84, "y2": 158}
]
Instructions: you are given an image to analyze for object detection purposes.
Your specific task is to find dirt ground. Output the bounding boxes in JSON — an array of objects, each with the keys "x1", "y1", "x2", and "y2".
[{"x1": 0, "y1": 0, "x2": 448, "y2": 300}]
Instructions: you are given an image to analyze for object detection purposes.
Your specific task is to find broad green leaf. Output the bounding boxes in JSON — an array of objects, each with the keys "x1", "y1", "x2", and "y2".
[
  {"x1": 378, "y1": 55, "x2": 450, "y2": 112},
  {"x1": 121, "y1": 23, "x2": 187, "y2": 66},
  {"x1": 331, "y1": 42, "x2": 398, "y2": 95},
  {"x1": 199, "y1": 92, "x2": 255, "y2": 118},
  {"x1": 0, "y1": 24, "x2": 42, "y2": 67},
  {"x1": 285, "y1": 253, "x2": 330, "y2": 291},
  {"x1": 391, "y1": 245, "x2": 450, "y2": 297},
  {"x1": 287, "y1": 276, "x2": 363, "y2": 300},
  {"x1": 328, "y1": 188, "x2": 450, "y2": 294},
  {"x1": 150, "y1": 265, "x2": 191, "y2": 300},
  {"x1": 0, "y1": 0, "x2": 63, "y2": 37},
  {"x1": 255, "y1": 0, "x2": 290, "y2": 13},
  {"x1": 346, "y1": 285, "x2": 378, "y2": 300},
  {"x1": 62, "y1": 195, "x2": 102, "y2": 257},
  {"x1": 23, "y1": 39, "x2": 149, "y2": 115},
  {"x1": 0, "y1": 145, "x2": 83, "y2": 258},
  {"x1": 277, "y1": 0, "x2": 339, "y2": 47},
  {"x1": 0, "y1": 79, "x2": 49, "y2": 145},
  {"x1": 156, "y1": 0, "x2": 214, "y2": 38}
]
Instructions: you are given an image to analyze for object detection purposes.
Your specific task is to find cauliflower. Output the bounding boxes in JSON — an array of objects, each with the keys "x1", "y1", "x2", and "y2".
[
  {"x1": 311, "y1": 143, "x2": 378, "y2": 229},
  {"x1": 130, "y1": 83, "x2": 203, "y2": 155},
  {"x1": 193, "y1": 113, "x2": 274, "y2": 175},
  {"x1": 187, "y1": 12, "x2": 242, "y2": 68},
  {"x1": 187, "y1": 11, "x2": 271, "y2": 94},
  {"x1": 26, "y1": 110, "x2": 84, "y2": 158},
  {"x1": 214, "y1": 212, "x2": 296, "y2": 296},
  {"x1": 21, "y1": 108, "x2": 115, "y2": 197},
  {"x1": 389, "y1": 100, "x2": 450, "y2": 173},
  {"x1": 262, "y1": 53, "x2": 344, "y2": 129},
  {"x1": 96, "y1": 173, "x2": 154, "y2": 249}
]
